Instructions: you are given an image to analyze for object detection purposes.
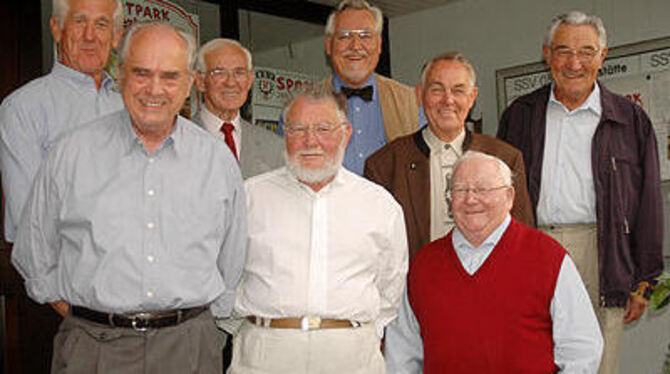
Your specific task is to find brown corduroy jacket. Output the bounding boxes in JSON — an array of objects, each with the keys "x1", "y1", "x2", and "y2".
[{"x1": 365, "y1": 128, "x2": 535, "y2": 258}]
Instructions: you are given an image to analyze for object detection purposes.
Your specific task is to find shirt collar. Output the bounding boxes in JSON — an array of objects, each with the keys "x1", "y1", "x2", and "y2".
[
  {"x1": 549, "y1": 82, "x2": 602, "y2": 116},
  {"x1": 284, "y1": 166, "x2": 348, "y2": 196},
  {"x1": 422, "y1": 126, "x2": 466, "y2": 155},
  {"x1": 52, "y1": 61, "x2": 116, "y2": 92},
  {"x1": 332, "y1": 73, "x2": 378, "y2": 100},
  {"x1": 452, "y1": 214, "x2": 512, "y2": 251},
  {"x1": 122, "y1": 109, "x2": 180, "y2": 156},
  {"x1": 201, "y1": 105, "x2": 240, "y2": 134}
]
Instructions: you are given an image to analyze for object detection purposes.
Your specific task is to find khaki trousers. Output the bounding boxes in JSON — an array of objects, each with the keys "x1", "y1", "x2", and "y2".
[
  {"x1": 51, "y1": 309, "x2": 225, "y2": 374},
  {"x1": 541, "y1": 224, "x2": 624, "y2": 374},
  {"x1": 227, "y1": 319, "x2": 385, "y2": 374}
]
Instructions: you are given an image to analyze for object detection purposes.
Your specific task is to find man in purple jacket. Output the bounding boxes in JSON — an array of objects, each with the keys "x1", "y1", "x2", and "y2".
[{"x1": 497, "y1": 11, "x2": 663, "y2": 374}]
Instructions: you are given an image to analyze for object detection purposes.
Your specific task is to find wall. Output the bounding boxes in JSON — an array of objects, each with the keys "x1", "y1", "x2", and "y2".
[
  {"x1": 388, "y1": 0, "x2": 670, "y2": 134},
  {"x1": 250, "y1": 35, "x2": 330, "y2": 79}
]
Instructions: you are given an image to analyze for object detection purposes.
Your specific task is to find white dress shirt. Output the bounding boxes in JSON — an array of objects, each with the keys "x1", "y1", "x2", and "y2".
[
  {"x1": 235, "y1": 167, "x2": 408, "y2": 337},
  {"x1": 537, "y1": 84, "x2": 601, "y2": 225},
  {"x1": 423, "y1": 127, "x2": 465, "y2": 240},
  {"x1": 384, "y1": 215, "x2": 603, "y2": 373},
  {"x1": 200, "y1": 105, "x2": 242, "y2": 155}
]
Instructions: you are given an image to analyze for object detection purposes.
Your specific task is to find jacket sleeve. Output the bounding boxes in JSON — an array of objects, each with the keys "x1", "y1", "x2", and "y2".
[
  {"x1": 509, "y1": 149, "x2": 536, "y2": 227},
  {"x1": 496, "y1": 105, "x2": 513, "y2": 142},
  {"x1": 631, "y1": 108, "x2": 663, "y2": 286}
]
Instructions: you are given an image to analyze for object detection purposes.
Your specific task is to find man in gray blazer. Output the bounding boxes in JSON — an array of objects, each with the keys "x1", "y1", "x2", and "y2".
[{"x1": 194, "y1": 38, "x2": 283, "y2": 178}]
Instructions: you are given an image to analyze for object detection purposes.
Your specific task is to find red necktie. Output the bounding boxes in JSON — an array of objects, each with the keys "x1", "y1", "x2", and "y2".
[{"x1": 220, "y1": 122, "x2": 238, "y2": 160}]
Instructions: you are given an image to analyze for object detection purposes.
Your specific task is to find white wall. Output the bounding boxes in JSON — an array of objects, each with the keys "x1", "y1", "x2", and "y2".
[
  {"x1": 388, "y1": 0, "x2": 670, "y2": 135},
  {"x1": 251, "y1": 35, "x2": 331, "y2": 79}
]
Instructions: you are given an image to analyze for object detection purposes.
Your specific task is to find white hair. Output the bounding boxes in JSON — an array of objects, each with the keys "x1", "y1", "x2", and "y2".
[
  {"x1": 282, "y1": 83, "x2": 347, "y2": 126},
  {"x1": 545, "y1": 11, "x2": 607, "y2": 49},
  {"x1": 52, "y1": 0, "x2": 124, "y2": 33},
  {"x1": 420, "y1": 51, "x2": 477, "y2": 88},
  {"x1": 453, "y1": 151, "x2": 513, "y2": 186},
  {"x1": 196, "y1": 38, "x2": 253, "y2": 73},
  {"x1": 118, "y1": 22, "x2": 197, "y2": 72},
  {"x1": 325, "y1": 0, "x2": 383, "y2": 36}
]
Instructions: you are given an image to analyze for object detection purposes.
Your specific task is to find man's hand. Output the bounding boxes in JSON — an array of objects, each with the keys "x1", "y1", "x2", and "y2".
[
  {"x1": 49, "y1": 300, "x2": 70, "y2": 317},
  {"x1": 623, "y1": 293, "x2": 648, "y2": 324}
]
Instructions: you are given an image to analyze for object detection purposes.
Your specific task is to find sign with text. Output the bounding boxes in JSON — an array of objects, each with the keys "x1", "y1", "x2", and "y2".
[{"x1": 251, "y1": 67, "x2": 320, "y2": 134}]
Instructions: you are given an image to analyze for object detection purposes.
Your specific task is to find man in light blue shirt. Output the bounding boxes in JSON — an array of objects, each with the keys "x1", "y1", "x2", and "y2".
[
  {"x1": 11, "y1": 22, "x2": 247, "y2": 373},
  {"x1": 0, "y1": 0, "x2": 124, "y2": 244},
  {"x1": 324, "y1": 0, "x2": 419, "y2": 175}
]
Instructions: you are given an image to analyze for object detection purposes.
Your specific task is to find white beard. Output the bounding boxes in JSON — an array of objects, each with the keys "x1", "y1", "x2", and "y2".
[{"x1": 285, "y1": 139, "x2": 347, "y2": 184}]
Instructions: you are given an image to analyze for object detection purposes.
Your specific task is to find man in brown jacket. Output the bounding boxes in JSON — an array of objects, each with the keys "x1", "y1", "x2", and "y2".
[
  {"x1": 365, "y1": 52, "x2": 534, "y2": 257},
  {"x1": 325, "y1": 0, "x2": 418, "y2": 175}
]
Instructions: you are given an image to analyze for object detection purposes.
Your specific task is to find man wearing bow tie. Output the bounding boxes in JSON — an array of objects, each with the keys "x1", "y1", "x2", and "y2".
[
  {"x1": 325, "y1": 0, "x2": 419, "y2": 175},
  {"x1": 194, "y1": 38, "x2": 284, "y2": 178},
  {"x1": 365, "y1": 52, "x2": 534, "y2": 257}
]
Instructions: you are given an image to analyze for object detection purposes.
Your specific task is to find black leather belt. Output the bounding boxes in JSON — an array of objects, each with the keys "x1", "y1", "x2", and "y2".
[{"x1": 71, "y1": 305, "x2": 207, "y2": 331}]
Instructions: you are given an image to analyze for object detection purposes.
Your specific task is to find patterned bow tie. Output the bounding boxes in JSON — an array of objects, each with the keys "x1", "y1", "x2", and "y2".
[{"x1": 341, "y1": 85, "x2": 373, "y2": 102}]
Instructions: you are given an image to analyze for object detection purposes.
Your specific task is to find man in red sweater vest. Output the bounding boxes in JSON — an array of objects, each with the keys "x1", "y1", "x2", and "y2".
[{"x1": 384, "y1": 151, "x2": 603, "y2": 373}]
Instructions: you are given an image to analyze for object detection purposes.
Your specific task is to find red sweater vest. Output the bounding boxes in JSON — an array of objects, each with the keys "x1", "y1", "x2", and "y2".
[{"x1": 408, "y1": 220, "x2": 566, "y2": 374}]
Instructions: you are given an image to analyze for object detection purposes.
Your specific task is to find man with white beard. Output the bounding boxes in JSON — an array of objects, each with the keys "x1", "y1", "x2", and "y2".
[{"x1": 229, "y1": 84, "x2": 408, "y2": 374}]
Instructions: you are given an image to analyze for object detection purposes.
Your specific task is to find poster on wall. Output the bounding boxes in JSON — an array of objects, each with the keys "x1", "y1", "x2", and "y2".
[
  {"x1": 496, "y1": 39, "x2": 670, "y2": 181},
  {"x1": 251, "y1": 67, "x2": 320, "y2": 135}
]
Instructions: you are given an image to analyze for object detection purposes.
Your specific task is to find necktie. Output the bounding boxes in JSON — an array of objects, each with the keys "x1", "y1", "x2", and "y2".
[
  {"x1": 341, "y1": 85, "x2": 373, "y2": 102},
  {"x1": 220, "y1": 122, "x2": 238, "y2": 160}
]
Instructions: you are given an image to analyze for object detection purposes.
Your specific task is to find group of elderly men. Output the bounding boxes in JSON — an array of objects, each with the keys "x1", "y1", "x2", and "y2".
[{"x1": 0, "y1": 0, "x2": 662, "y2": 373}]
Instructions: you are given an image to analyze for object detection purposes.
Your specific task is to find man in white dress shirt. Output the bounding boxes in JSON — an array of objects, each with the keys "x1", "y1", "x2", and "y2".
[
  {"x1": 193, "y1": 38, "x2": 283, "y2": 178},
  {"x1": 229, "y1": 84, "x2": 408, "y2": 374},
  {"x1": 385, "y1": 151, "x2": 603, "y2": 373}
]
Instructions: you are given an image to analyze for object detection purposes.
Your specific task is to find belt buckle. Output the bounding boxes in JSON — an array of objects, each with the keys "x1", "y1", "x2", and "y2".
[
  {"x1": 130, "y1": 312, "x2": 152, "y2": 332},
  {"x1": 300, "y1": 316, "x2": 321, "y2": 331}
]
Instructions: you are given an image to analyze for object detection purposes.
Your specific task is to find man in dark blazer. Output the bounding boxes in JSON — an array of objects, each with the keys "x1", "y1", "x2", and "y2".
[{"x1": 365, "y1": 52, "x2": 534, "y2": 257}]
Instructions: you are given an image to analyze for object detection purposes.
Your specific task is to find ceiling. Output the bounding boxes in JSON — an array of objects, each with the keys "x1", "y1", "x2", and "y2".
[
  {"x1": 240, "y1": 0, "x2": 460, "y2": 53},
  {"x1": 309, "y1": 0, "x2": 459, "y2": 18}
]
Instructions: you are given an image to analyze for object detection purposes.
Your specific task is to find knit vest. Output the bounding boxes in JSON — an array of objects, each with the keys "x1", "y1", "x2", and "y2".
[{"x1": 408, "y1": 220, "x2": 565, "y2": 373}]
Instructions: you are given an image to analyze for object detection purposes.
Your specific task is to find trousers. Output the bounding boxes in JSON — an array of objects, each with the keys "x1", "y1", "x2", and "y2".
[
  {"x1": 541, "y1": 224, "x2": 624, "y2": 374},
  {"x1": 51, "y1": 309, "x2": 225, "y2": 374}
]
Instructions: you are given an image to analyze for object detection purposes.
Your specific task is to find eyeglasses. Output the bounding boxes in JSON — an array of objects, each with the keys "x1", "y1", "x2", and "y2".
[
  {"x1": 285, "y1": 122, "x2": 344, "y2": 139},
  {"x1": 451, "y1": 185, "x2": 510, "y2": 199},
  {"x1": 551, "y1": 46, "x2": 600, "y2": 63},
  {"x1": 202, "y1": 68, "x2": 249, "y2": 82},
  {"x1": 333, "y1": 29, "x2": 377, "y2": 44}
]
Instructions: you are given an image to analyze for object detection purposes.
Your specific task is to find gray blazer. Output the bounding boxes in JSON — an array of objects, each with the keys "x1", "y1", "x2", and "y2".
[{"x1": 191, "y1": 111, "x2": 285, "y2": 179}]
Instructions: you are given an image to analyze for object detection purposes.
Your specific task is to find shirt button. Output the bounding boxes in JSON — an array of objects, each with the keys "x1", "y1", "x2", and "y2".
[
  {"x1": 148, "y1": 158, "x2": 155, "y2": 163},
  {"x1": 355, "y1": 106, "x2": 361, "y2": 112},
  {"x1": 358, "y1": 153, "x2": 364, "y2": 158},
  {"x1": 147, "y1": 222, "x2": 155, "y2": 229},
  {"x1": 147, "y1": 189, "x2": 155, "y2": 196},
  {"x1": 356, "y1": 129, "x2": 362, "y2": 135},
  {"x1": 147, "y1": 255, "x2": 155, "y2": 263},
  {"x1": 147, "y1": 291, "x2": 154, "y2": 298}
]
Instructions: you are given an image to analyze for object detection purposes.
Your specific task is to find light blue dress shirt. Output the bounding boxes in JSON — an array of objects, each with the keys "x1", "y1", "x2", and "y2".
[
  {"x1": 537, "y1": 84, "x2": 601, "y2": 225},
  {"x1": 384, "y1": 215, "x2": 603, "y2": 373},
  {"x1": 11, "y1": 110, "x2": 247, "y2": 317},
  {"x1": 0, "y1": 62, "x2": 123, "y2": 242},
  {"x1": 332, "y1": 73, "x2": 387, "y2": 175}
]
